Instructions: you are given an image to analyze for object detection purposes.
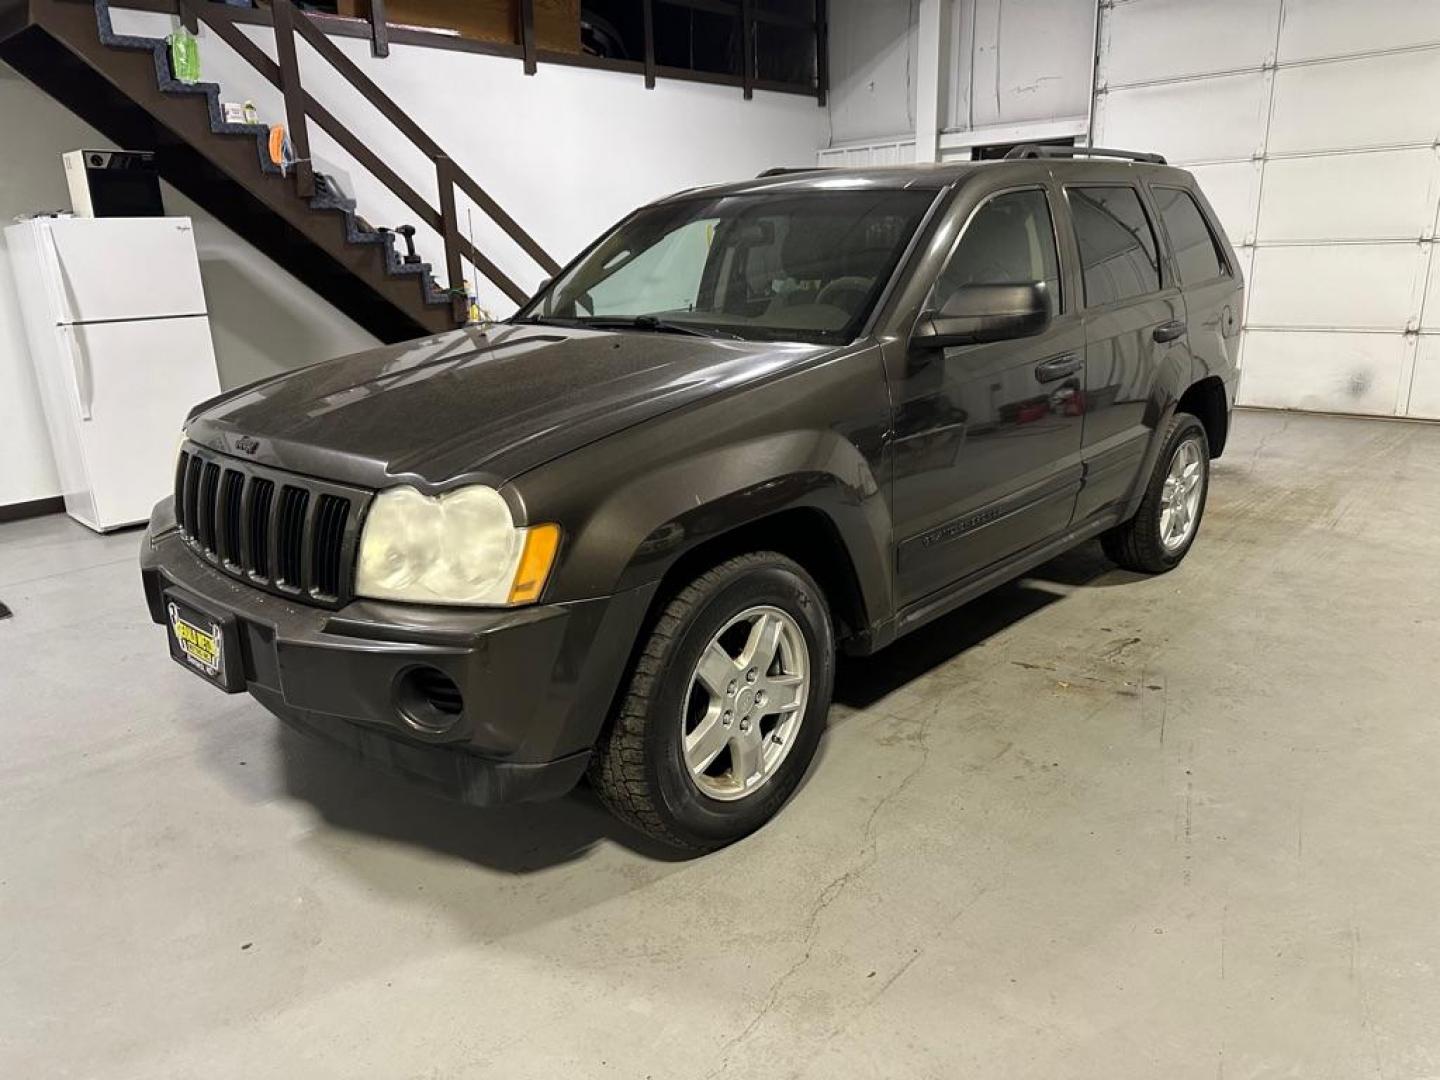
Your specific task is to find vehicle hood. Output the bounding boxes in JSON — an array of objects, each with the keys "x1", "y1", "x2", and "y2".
[{"x1": 186, "y1": 324, "x2": 829, "y2": 491}]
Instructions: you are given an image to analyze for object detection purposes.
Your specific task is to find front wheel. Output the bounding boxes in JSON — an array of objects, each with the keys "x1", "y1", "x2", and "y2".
[
  {"x1": 1102, "y1": 412, "x2": 1210, "y2": 573},
  {"x1": 589, "y1": 552, "x2": 835, "y2": 851}
]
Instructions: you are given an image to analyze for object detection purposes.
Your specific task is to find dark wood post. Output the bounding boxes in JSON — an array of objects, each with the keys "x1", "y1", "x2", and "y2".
[
  {"x1": 741, "y1": 0, "x2": 754, "y2": 99},
  {"x1": 436, "y1": 156, "x2": 465, "y2": 324},
  {"x1": 176, "y1": 0, "x2": 197, "y2": 34},
  {"x1": 642, "y1": 0, "x2": 656, "y2": 88},
  {"x1": 815, "y1": 0, "x2": 829, "y2": 106},
  {"x1": 520, "y1": 0, "x2": 537, "y2": 74},
  {"x1": 368, "y1": 0, "x2": 390, "y2": 57},
  {"x1": 272, "y1": 0, "x2": 315, "y2": 197}
]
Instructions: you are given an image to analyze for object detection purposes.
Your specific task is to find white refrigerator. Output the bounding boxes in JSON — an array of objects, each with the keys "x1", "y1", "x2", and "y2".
[{"x1": 5, "y1": 217, "x2": 221, "y2": 532}]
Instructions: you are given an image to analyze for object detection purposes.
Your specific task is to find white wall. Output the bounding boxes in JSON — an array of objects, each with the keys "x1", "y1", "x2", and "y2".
[
  {"x1": 113, "y1": 8, "x2": 827, "y2": 318},
  {"x1": 948, "y1": 0, "x2": 1094, "y2": 135},
  {"x1": 2, "y1": 12, "x2": 826, "y2": 512},
  {"x1": 824, "y1": 0, "x2": 1094, "y2": 160},
  {"x1": 826, "y1": 0, "x2": 918, "y2": 146}
]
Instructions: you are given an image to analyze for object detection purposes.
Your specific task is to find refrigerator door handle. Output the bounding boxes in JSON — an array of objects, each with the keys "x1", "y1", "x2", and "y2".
[
  {"x1": 61, "y1": 326, "x2": 93, "y2": 421},
  {"x1": 39, "y1": 223, "x2": 74, "y2": 326}
]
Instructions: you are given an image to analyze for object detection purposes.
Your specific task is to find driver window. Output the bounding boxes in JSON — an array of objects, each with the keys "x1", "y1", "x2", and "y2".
[{"x1": 927, "y1": 189, "x2": 1062, "y2": 318}]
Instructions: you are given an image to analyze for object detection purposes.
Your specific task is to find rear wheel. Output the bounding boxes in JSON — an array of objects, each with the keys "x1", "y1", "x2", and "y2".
[
  {"x1": 590, "y1": 552, "x2": 834, "y2": 851},
  {"x1": 1101, "y1": 412, "x2": 1210, "y2": 573}
]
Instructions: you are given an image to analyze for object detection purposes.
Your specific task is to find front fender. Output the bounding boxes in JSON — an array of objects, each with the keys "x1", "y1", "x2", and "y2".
[{"x1": 537, "y1": 427, "x2": 893, "y2": 633}]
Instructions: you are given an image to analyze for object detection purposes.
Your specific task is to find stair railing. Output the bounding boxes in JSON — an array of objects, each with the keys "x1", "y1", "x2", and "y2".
[{"x1": 175, "y1": 0, "x2": 559, "y2": 319}]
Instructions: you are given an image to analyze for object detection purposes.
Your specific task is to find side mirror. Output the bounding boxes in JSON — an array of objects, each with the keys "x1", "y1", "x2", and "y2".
[
  {"x1": 912, "y1": 282, "x2": 1050, "y2": 349},
  {"x1": 530, "y1": 276, "x2": 552, "y2": 303}
]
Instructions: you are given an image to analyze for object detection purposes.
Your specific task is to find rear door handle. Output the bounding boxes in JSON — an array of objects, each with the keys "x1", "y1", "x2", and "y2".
[
  {"x1": 1034, "y1": 353, "x2": 1081, "y2": 383},
  {"x1": 1153, "y1": 319, "x2": 1187, "y2": 343}
]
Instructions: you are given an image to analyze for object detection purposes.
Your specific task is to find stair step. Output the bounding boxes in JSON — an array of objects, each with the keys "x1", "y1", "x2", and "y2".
[{"x1": 86, "y1": 0, "x2": 460, "y2": 326}]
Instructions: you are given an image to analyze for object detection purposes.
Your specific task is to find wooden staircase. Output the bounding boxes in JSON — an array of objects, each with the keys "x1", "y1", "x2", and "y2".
[{"x1": 0, "y1": 0, "x2": 558, "y2": 343}]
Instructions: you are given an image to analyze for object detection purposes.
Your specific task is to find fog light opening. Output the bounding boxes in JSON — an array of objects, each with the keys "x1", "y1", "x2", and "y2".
[{"x1": 396, "y1": 666, "x2": 465, "y2": 735}]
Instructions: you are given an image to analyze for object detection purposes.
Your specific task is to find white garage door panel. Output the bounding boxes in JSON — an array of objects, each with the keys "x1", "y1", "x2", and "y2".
[
  {"x1": 1416, "y1": 247, "x2": 1440, "y2": 329},
  {"x1": 1238, "y1": 247, "x2": 1256, "y2": 322},
  {"x1": 1277, "y1": 0, "x2": 1440, "y2": 64},
  {"x1": 1256, "y1": 149, "x2": 1440, "y2": 242},
  {"x1": 1248, "y1": 245, "x2": 1426, "y2": 330},
  {"x1": 1238, "y1": 330, "x2": 1406, "y2": 414},
  {"x1": 1101, "y1": 0, "x2": 1278, "y2": 87},
  {"x1": 1406, "y1": 335, "x2": 1440, "y2": 418},
  {"x1": 1187, "y1": 160, "x2": 1262, "y2": 245},
  {"x1": 1095, "y1": 72, "x2": 1270, "y2": 165},
  {"x1": 1268, "y1": 50, "x2": 1440, "y2": 155}
]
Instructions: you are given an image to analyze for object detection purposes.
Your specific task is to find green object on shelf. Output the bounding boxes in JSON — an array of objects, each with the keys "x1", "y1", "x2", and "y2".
[{"x1": 167, "y1": 27, "x2": 200, "y2": 85}]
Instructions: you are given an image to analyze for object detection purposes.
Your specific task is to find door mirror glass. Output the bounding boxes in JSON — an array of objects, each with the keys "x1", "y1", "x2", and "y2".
[{"x1": 912, "y1": 282, "x2": 1051, "y2": 348}]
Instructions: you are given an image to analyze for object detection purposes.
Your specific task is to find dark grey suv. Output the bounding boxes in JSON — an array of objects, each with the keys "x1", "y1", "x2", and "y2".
[{"x1": 142, "y1": 147, "x2": 1242, "y2": 850}]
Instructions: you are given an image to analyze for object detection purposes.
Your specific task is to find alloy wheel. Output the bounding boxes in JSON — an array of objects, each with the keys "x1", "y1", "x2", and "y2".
[{"x1": 680, "y1": 605, "x2": 810, "y2": 801}]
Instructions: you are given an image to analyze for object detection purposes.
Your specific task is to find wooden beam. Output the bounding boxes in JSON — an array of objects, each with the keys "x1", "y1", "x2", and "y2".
[
  {"x1": 519, "y1": 0, "x2": 536, "y2": 75},
  {"x1": 642, "y1": 0, "x2": 655, "y2": 89},
  {"x1": 436, "y1": 156, "x2": 464, "y2": 322},
  {"x1": 741, "y1": 0, "x2": 753, "y2": 99},
  {"x1": 271, "y1": 0, "x2": 315, "y2": 197},
  {"x1": 368, "y1": 0, "x2": 389, "y2": 58},
  {"x1": 815, "y1": 0, "x2": 828, "y2": 106}
]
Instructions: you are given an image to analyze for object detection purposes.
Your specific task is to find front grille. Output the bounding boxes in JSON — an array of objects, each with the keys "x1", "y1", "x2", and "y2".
[{"x1": 173, "y1": 443, "x2": 371, "y2": 608}]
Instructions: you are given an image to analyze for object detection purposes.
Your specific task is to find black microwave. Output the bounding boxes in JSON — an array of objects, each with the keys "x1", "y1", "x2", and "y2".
[{"x1": 63, "y1": 149, "x2": 165, "y2": 217}]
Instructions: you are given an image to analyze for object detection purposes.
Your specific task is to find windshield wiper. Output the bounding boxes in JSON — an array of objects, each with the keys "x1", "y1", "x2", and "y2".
[
  {"x1": 581, "y1": 315, "x2": 744, "y2": 340},
  {"x1": 510, "y1": 315, "x2": 586, "y2": 329}
]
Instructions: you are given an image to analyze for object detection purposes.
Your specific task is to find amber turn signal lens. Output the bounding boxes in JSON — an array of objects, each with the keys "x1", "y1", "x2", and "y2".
[{"x1": 508, "y1": 524, "x2": 561, "y2": 604}]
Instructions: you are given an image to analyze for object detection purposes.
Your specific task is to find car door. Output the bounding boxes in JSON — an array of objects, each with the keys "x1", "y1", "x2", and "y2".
[
  {"x1": 1063, "y1": 181, "x2": 1190, "y2": 522},
  {"x1": 1148, "y1": 183, "x2": 1243, "y2": 394},
  {"x1": 890, "y1": 184, "x2": 1086, "y2": 609}
]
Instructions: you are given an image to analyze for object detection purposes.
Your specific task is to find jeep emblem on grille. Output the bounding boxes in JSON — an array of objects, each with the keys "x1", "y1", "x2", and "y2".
[{"x1": 235, "y1": 435, "x2": 260, "y2": 456}]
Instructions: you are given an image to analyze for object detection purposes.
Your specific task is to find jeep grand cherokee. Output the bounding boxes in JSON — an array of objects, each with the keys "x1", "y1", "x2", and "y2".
[{"x1": 142, "y1": 147, "x2": 1241, "y2": 850}]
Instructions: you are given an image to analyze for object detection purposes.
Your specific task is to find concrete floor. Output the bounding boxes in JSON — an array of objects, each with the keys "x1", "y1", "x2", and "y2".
[{"x1": 3, "y1": 408, "x2": 1440, "y2": 1078}]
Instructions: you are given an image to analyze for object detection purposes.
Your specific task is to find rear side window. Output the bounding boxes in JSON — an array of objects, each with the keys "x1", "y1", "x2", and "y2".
[
  {"x1": 1152, "y1": 186, "x2": 1227, "y2": 285},
  {"x1": 1068, "y1": 185, "x2": 1160, "y2": 306}
]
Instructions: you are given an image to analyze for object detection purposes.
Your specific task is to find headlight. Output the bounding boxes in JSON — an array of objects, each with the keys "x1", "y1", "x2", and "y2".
[{"x1": 356, "y1": 485, "x2": 560, "y2": 606}]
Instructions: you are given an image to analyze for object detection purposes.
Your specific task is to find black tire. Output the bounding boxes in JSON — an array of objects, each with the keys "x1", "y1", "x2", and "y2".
[
  {"x1": 1101, "y1": 412, "x2": 1210, "y2": 573},
  {"x1": 589, "y1": 552, "x2": 835, "y2": 851}
]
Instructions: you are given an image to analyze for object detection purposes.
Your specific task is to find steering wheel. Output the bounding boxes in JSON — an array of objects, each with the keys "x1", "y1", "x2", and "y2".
[{"x1": 815, "y1": 275, "x2": 873, "y2": 310}]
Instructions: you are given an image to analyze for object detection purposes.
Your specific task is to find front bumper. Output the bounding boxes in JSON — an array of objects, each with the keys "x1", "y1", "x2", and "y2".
[{"x1": 140, "y1": 501, "x2": 655, "y2": 806}]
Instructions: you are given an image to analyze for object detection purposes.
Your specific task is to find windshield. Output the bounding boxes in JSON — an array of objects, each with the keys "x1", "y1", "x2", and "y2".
[{"x1": 518, "y1": 189, "x2": 936, "y2": 345}]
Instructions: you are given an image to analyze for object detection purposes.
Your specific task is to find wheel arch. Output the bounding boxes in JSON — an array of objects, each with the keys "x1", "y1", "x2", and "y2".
[{"x1": 1177, "y1": 374, "x2": 1229, "y2": 458}]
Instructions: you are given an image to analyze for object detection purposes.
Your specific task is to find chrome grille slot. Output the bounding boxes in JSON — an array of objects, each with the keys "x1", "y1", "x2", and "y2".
[
  {"x1": 311, "y1": 495, "x2": 350, "y2": 601},
  {"x1": 197, "y1": 462, "x2": 221, "y2": 554},
  {"x1": 173, "y1": 443, "x2": 370, "y2": 609},
  {"x1": 219, "y1": 470, "x2": 245, "y2": 566},
  {"x1": 182, "y1": 454, "x2": 203, "y2": 538},
  {"x1": 173, "y1": 450, "x2": 190, "y2": 524},
  {"x1": 275, "y1": 486, "x2": 310, "y2": 591},
  {"x1": 248, "y1": 478, "x2": 275, "y2": 581}
]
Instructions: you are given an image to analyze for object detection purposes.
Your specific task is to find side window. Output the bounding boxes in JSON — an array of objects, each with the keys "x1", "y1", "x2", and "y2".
[
  {"x1": 1152, "y1": 186, "x2": 1227, "y2": 285},
  {"x1": 1068, "y1": 185, "x2": 1161, "y2": 306},
  {"x1": 927, "y1": 189, "x2": 1062, "y2": 318}
]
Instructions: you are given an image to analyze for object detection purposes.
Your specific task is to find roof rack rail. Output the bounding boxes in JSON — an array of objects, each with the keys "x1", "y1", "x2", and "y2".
[
  {"x1": 1003, "y1": 145, "x2": 1168, "y2": 165},
  {"x1": 756, "y1": 166, "x2": 831, "y2": 178}
]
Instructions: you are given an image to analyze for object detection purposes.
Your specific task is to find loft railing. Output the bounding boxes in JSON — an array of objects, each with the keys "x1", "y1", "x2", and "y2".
[
  {"x1": 161, "y1": 0, "x2": 828, "y2": 105},
  {"x1": 175, "y1": 0, "x2": 560, "y2": 317}
]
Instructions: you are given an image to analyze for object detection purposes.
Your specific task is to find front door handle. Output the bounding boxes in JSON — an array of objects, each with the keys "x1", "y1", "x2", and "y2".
[
  {"x1": 1153, "y1": 319, "x2": 1187, "y2": 343},
  {"x1": 1034, "y1": 353, "x2": 1081, "y2": 383}
]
